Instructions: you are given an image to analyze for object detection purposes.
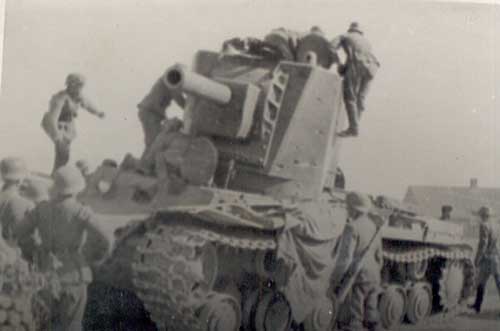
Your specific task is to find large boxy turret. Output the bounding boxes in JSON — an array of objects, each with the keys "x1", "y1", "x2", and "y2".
[{"x1": 165, "y1": 48, "x2": 344, "y2": 199}]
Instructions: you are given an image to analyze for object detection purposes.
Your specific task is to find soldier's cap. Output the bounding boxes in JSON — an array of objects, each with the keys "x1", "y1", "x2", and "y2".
[
  {"x1": 442, "y1": 205, "x2": 453, "y2": 212},
  {"x1": 163, "y1": 117, "x2": 183, "y2": 131},
  {"x1": 24, "y1": 178, "x2": 52, "y2": 201},
  {"x1": 65, "y1": 73, "x2": 86, "y2": 87},
  {"x1": 0, "y1": 157, "x2": 28, "y2": 181},
  {"x1": 345, "y1": 191, "x2": 373, "y2": 212},
  {"x1": 473, "y1": 206, "x2": 494, "y2": 218},
  {"x1": 348, "y1": 22, "x2": 363, "y2": 34},
  {"x1": 53, "y1": 165, "x2": 86, "y2": 195},
  {"x1": 76, "y1": 159, "x2": 91, "y2": 172}
]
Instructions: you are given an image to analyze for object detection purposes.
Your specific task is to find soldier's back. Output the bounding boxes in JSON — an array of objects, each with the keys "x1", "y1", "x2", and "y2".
[
  {"x1": 0, "y1": 190, "x2": 34, "y2": 241},
  {"x1": 350, "y1": 215, "x2": 383, "y2": 283}
]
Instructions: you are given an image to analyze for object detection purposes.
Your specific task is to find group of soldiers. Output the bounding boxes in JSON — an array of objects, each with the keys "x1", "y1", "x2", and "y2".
[
  {"x1": 0, "y1": 157, "x2": 110, "y2": 330},
  {"x1": 10, "y1": 21, "x2": 500, "y2": 331}
]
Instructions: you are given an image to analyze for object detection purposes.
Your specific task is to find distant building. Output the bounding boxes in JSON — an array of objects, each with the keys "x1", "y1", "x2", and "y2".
[{"x1": 403, "y1": 178, "x2": 500, "y2": 238}]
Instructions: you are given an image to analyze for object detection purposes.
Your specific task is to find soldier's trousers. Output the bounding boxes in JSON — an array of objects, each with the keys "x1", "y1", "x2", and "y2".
[
  {"x1": 52, "y1": 121, "x2": 76, "y2": 174},
  {"x1": 345, "y1": 282, "x2": 380, "y2": 331},
  {"x1": 39, "y1": 282, "x2": 88, "y2": 331},
  {"x1": 472, "y1": 257, "x2": 500, "y2": 311},
  {"x1": 53, "y1": 139, "x2": 71, "y2": 174},
  {"x1": 138, "y1": 107, "x2": 164, "y2": 159},
  {"x1": 343, "y1": 66, "x2": 372, "y2": 130}
]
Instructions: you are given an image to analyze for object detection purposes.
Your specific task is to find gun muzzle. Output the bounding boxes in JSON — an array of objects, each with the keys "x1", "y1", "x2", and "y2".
[{"x1": 164, "y1": 64, "x2": 232, "y2": 105}]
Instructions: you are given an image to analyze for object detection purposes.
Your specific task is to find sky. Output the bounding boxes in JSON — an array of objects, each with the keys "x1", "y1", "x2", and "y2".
[{"x1": 0, "y1": 0, "x2": 498, "y2": 199}]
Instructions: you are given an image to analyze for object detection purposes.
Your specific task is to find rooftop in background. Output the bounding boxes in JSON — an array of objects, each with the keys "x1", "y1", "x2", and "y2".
[{"x1": 404, "y1": 178, "x2": 500, "y2": 222}]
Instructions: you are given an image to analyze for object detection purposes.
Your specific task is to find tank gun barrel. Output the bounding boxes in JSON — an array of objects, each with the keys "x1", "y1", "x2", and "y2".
[{"x1": 164, "y1": 64, "x2": 232, "y2": 105}]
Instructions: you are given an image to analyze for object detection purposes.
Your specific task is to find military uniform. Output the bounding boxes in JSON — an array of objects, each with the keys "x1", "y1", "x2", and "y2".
[
  {"x1": 138, "y1": 75, "x2": 186, "y2": 158},
  {"x1": 330, "y1": 23, "x2": 380, "y2": 137},
  {"x1": 0, "y1": 158, "x2": 35, "y2": 245},
  {"x1": 331, "y1": 192, "x2": 384, "y2": 331},
  {"x1": 15, "y1": 166, "x2": 110, "y2": 331},
  {"x1": 42, "y1": 74, "x2": 104, "y2": 174},
  {"x1": 470, "y1": 207, "x2": 500, "y2": 313}
]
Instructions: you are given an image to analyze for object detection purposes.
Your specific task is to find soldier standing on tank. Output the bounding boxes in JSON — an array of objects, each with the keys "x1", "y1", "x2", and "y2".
[
  {"x1": 138, "y1": 71, "x2": 186, "y2": 159},
  {"x1": 469, "y1": 206, "x2": 500, "y2": 314},
  {"x1": 15, "y1": 165, "x2": 110, "y2": 331},
  {"x1": 42, "y1": 74, "x2": 105, "y2": 174},
  {"x1": 0, "y1": 157, "x2": 35, "y2": 246},
  {"x1": 330, "y1": 22, "x2": 380, "y2": 138},
  {"x1": 330, "y1": 191, "x2": 385, "y2": 331}
]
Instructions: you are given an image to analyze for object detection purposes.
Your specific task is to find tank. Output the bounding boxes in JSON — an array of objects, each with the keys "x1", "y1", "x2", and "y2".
[{"x1": 79, "y1": 34, "x2": 476, "y2": 331}]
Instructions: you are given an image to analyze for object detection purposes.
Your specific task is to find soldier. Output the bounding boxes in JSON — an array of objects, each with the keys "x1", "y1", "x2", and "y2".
[
  {"x1": 439, "y1": 205, "x2": 453, "y2": 221},
  {"x1": 138, "y1": 71, "x2": 186, "y2": 158},
  {"x1": 42, "y1": 73, "x2": 105, "y2": 174},
  {"x1": 330, "y1": 22, "x2": 380, "y2": 137},
  {"x1": 469, "y1": 206, "x2": 500, "y2": 313},
  {"x1": 139, "y1": 117, "x2": 184, "y2": 175},
  {"x1": 0, "y1": 157, "x2": 35, "y2": 245},
  {"x1": 15, "y1": 165, "x2": 110, "y2": 331},
  {"x1": 330, "y1": 191, "x2": 384, "y2": 331}
]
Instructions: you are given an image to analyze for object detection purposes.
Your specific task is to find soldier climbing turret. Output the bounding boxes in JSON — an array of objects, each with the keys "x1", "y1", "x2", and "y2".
[
  {"x1": 138, "y1": 69, "x2": 187, "y2": 159},
  {"x1": 330, "y1": 22, "x2": 380, "y2": 137}
]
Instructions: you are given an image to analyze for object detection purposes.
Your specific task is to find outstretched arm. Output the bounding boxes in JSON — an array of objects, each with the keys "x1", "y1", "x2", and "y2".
[
  {"x1": 81, "y1": 209, "x2": 111, "y2": 266},
  {"x1": 80, "y1": 96, "x2": 105, "y2": 118}
]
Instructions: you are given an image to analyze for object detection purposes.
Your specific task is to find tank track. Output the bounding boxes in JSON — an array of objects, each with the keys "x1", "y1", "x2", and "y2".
[
  {"x1": 382, "y1": 244, "x2": 475, "y2": 326},
  {"x1": 117, "y1": 214, "x2": 276, "y2": 331}
]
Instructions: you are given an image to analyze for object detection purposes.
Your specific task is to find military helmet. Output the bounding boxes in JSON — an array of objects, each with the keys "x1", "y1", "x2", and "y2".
[
  {"x1": 75, "y1": 159, "x2": 91, "y2": 174},
  {"x1": 163, "y1": 117, "x2": 183, "y2": 132},
  {"x1": 475, "y1": 206, "x2": 493, "y2": 218},
  {"x1": 345, "y1": 191, "x2": 372, "y2": 212},
  {"x1": 348, "y1": 22, "x2": 363, "y2": 34},
  {"x1": 65, "y1": 73, "x2": 86, "y2": 87},
  {"x1": 53, "y1": 165, "x2": 86, "y2": 195},
  {"x1": 0, "y1": 157, "x2": 28, "y2": 181},
  {"x1": 24, "y1": 178, "x2": 51, "y2": 202},
  {"x1": 442, "y1": 205, "x2": 453, "y2": 212}
]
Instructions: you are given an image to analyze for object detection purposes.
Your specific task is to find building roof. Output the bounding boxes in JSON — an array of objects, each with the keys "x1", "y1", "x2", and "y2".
[{"x1": 404, "y1": 184, "x2": 500, "y2": 221}]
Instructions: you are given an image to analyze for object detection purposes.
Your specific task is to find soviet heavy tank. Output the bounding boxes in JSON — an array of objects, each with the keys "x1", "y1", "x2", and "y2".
[{"x1": 80, "y1": 32, "x2": 475, "y2": 331}]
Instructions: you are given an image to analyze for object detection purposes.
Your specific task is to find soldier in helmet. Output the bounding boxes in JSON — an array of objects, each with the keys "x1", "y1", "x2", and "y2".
[
  {"x1": 15, "y1": 165, "x2": 110, "y2": 331},
  {"x1": 439, "y1": 205, "x2": 453, "y2": 221},
  {"x1": 0, "y1": 157, "x2": 35, "y2": 245},
  {"x1": 469, "y1": 206, "x2": 500, "y2": 313},
  {"x1": 42, "y1": 73, "x2": 105, "y2": 174},
  {"x1": 138, "y1": 70, "x2": 186, "y2": 159},
  {"x1": 330, "y1": 22, "x2": 380, "y2": 137},
  {"x1": 330, "y1": 191, "x2": 384, "y2": 331}
]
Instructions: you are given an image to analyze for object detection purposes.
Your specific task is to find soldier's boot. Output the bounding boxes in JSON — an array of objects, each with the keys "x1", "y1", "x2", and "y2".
[
  {"x1": 338, "y1": 103, "x2": 359, "y2": 137},
  {"x1": 469, "y1": 285, "x2": 485, "y2": 313}
]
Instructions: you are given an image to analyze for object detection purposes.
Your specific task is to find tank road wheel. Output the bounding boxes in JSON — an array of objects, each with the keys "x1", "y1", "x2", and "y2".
[
  {"x1": 200, "y1": 242, "x2": 219, "y2": 291},
  {"x1": 242, "y1": 289, "x2": 260, "y2": 331},
  {"x1": 407, "y1": 260, "x2": 428, "y2": 281},
  {"x1": 406, "y1": 282, "x2": 432, "y2": 324},
  {"x1": 379, "y1": 285, "x2": 406, "y2": 330},
  {"x1": 254, "y1": 291, "x2": 292, "y2": 331},
  {"x1": 199, "y1": 293, "x2": 241, "y2": 331},
  {"x1": 438, "y1": 260, "x2": 465, "y2": 312},
  {"x1": 303, "y1": 296, "x2": 335, "y2": 331}
]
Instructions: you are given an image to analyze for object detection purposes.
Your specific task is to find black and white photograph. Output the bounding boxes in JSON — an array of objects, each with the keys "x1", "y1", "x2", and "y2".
[{"x1": 0, "y1": 0, "x2": 499, "y2": 330}]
